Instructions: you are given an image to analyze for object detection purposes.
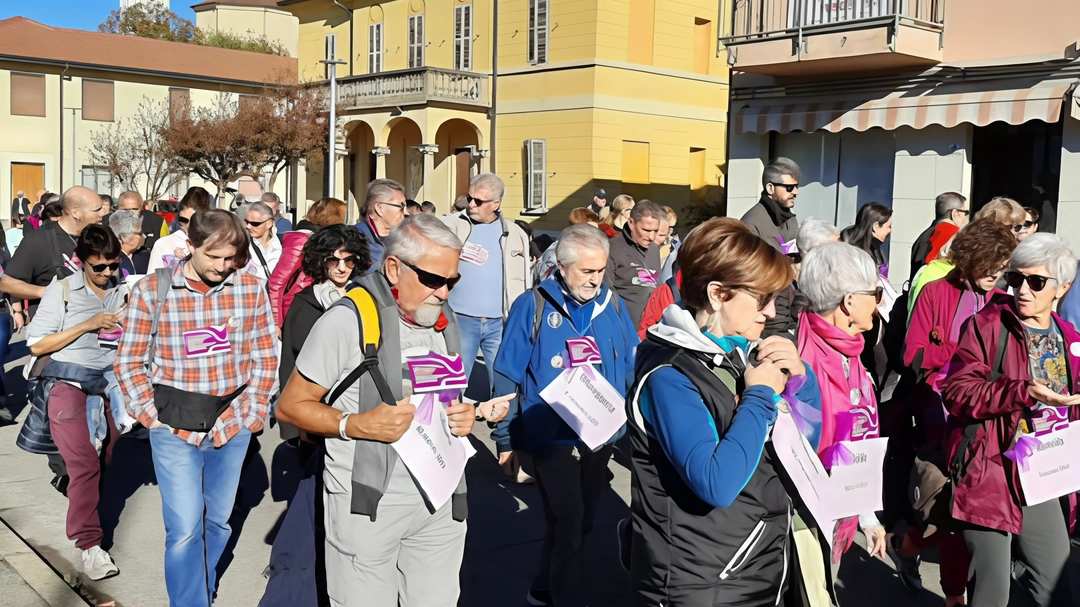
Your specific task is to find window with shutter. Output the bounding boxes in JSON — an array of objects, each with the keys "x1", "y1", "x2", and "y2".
[
  {"x1": 10, "y1": 73, "x2": 46, "y2": 117},
  {"x1": 82, "y1": 80, "x2": 115, "y2": 122},
  {"x1": 409, "y1": 14, "x2": 425, "y2": 68},
  {"x1": 525, "y1": 139, "x2": 548, "y2": 212},
  {"x1": 369, "y1": 22, "x2": 383, "y2": 73},
  {"x1": 528, "y1": 0, "x2": 548, "y2": 65},
  {"x1": 454, "y1": 4, "x2": 473, "y2": 71}
]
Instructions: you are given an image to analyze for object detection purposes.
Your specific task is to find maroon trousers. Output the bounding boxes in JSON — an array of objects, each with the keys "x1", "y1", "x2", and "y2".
[{"x1": 47, "y1": 382, "x2": 118, "y2": 550}]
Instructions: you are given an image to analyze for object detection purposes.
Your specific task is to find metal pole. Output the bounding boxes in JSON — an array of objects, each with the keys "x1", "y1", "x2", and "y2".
[
  {"x1": 71, "y1": 108, "x2": 76, "y2": 187},
  {"x1": 319, "y1": 34, "x2": 348, "y2": 215}
]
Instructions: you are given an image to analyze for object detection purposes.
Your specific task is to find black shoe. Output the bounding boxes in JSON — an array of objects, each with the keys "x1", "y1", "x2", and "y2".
[
  {"x1": 526, "y1": 588, "x2": 551, "y2": 606},
  {"x1": 885, "y1": 533, "x2": 923, "y2": 592},
  {"x1": 617, "y1": 518, "x2": 631, "y2": 572},
  {"x1": 51, "y1": 474, "x2": 69, "y2": 497}
]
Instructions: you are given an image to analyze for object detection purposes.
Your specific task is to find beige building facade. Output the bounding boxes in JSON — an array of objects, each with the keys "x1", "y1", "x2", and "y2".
[{"x1": 723, "y1": 0, "x2": 1080, "y2": 284}]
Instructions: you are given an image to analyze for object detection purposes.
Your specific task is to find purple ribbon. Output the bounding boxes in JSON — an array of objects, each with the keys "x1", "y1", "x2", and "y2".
[
  {"x1": 821, "y1": 442, "x2": 855, "y2": 468},
  {"x1": 780, "y1": 375, "x2": 821, "y2": 438},
  {"x1": 775, "y1": 234, "x2": 798, "y2": 256},
  {"x1": 878, "y1": 263, "x2": 890, "y2": 280},
  {"x1": 414, "y1": 389, "x2": 459, "y2": 425},
  {"x1": 1004, "y1": 434, "x2": 1042, "y2": 472}
]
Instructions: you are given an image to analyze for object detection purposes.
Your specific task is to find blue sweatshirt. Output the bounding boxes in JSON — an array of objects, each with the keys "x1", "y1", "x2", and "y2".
[
  {"x1": 492, "y1": 277, "x2": 640, "y2": 454},
  {"x1": 640, "y1": 353, "x2": 821, "y2": 509}
]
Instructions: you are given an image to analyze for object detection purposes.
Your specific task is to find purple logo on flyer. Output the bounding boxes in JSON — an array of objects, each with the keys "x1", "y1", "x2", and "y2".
[
  {"x1": 408, "y1": 353, "x2": 468, "y2": 393},
  {"x1": 566, "y1": 337, "x2": 602, "y2": 367},
  {"x1": 183, "y1": 325, "x2": 231, "y2": 358}
]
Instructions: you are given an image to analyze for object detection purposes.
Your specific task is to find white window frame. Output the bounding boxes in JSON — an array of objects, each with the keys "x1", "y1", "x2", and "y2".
[
  {"x1": 454, "y1": 4, "x2": 473, "y2": 71},
  {"x1": 81, "y1": 166, "x2": 116, "y2": 198},
  {"x1": 528, "y1": 0, "x2": 548, "y2": 65},
  {"x1": 368, "y1": 22, "x2": 383, "y2": 74},
  {"x1": 408, "y1": 14, "x2": 425, "y2": 68},
  {"x1": 524, "y1": 139, "x2": 548, "y2": 213}
]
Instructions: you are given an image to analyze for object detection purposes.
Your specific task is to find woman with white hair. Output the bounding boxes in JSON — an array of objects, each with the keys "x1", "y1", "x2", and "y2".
[
  {"x1": 797, "y1": 242, "x2": 887, "y2": 566},
  {"x1": 796, "y1": 218, "x2": 840, "y2": 257},
  {"x1": 108, "y1": 210, "x2": 148, "y2": 276},
  {"x1": 942, "y1": 233, "x2": 1079, "y2": 607}
]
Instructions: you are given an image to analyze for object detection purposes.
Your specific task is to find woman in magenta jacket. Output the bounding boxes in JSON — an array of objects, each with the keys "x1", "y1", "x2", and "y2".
[
  {"x1": 267, "y1": 198, "x2": 346, "y2": 326},
  {"x1": 896, "y1": 220, "x2": 1015, "y2": 606},
  {"x1": 942, "y1": 233, "x2": 1080, "y2": 607}
]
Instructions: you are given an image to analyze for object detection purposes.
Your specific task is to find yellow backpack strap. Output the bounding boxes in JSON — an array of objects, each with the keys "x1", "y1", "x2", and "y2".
[{"x1": 326, "y1": 286, "x2": 396, "y2": 406}]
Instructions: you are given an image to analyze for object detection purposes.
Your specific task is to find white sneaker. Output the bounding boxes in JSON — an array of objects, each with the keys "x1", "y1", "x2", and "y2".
[{"x1": 81, "y1": 546, "x2": 119, "y2": 581}]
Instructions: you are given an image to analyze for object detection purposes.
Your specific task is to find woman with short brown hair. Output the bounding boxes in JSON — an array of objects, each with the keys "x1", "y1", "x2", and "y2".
[{"x1": 627, "y1": 217, "x2": 820, "y2": 605}]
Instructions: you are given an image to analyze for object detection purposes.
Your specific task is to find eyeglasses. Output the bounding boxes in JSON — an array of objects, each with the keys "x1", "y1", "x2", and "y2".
[
  {"x1": 245, "y1": 219, "x2": 271, "y2": 228},
  {"x1": 467, "y1": 195, "x2": 499, "y2": 206},
  {"x1": 1013, "y1": 221, "x2": 1035, "y2": 233},
  {"x1": 853, "y1": 286, "x2": 884, "y2": 304},
  {"x1": 378, "y1": 201, "x2": 406, "y2": 212},
  {"x1": 1004, "y1": 270, "x2": 1057, "y2": 292},
  {"x1": 401, "y1": 259, "x2": 461, "y2": 291},
  {"x1": 324, "y1": 255, "x2": 358, "y2": 270},
  {"x1": 955, "y1": 209, "x2": 971, "y2": 216},
  {"x1": 769, "y1": 182, "x2": 799, "y2": 193},
  {"x1": 88, "y1": 261, "x2": 121, "y2": 273}
]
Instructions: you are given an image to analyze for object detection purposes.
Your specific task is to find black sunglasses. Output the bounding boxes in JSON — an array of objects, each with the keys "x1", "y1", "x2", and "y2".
[
  {"x1": 732, "y1": 287, "x2": 775, "y2": 312},
  {"x1": 89, "y1": 261, "x2": 121, "y2": 273},
  {"x1": 769, "y1": 182, "x2": 799, "y2": 193},
  {"x1": 177, "y1": 216, "x2": 190, "y2": 225},
  {"x1": 401, "y1": 259, "x2": 461, "y2": 291},
  {"x1": 245, "y1": 219, "x2": 271, "y2": 228},
  {"x1": 324, "y1": 255, "x2": 358, "y2": 270},
  {"x1": 1004, "y1": 270, "x2": 1056, "y2": 292},
  {"x1": 854, "y1": 286, "x2": 884, "y2": 304},
  {"x1": 1012, "y1": 221, "x2": 1035, "y2": 233},
  {"x1": 467, "y1": 195, "x2": 499, "y2": 206}
]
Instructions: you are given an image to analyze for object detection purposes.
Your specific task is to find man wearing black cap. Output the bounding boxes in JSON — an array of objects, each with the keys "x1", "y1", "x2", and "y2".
[{"x1": 589, "y1": 188, "x2": 607, "y2": 215}]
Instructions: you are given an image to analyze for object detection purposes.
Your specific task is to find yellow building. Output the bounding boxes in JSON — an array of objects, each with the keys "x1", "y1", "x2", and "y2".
[
  {"x1": 253, "y1": 0, "x2": 730, "y2": 227},
  {"x1": 0, "y1": 16, "x2": 297, "y2": 219}
]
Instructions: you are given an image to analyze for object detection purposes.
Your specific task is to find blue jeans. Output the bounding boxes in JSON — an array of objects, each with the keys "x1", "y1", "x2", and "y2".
[
  {"x1": 457, "y1": 314, "x2": 503, "y2": 400},
  {"x1": 150, "y1": 427, "x2": 251, "y2": 607}
]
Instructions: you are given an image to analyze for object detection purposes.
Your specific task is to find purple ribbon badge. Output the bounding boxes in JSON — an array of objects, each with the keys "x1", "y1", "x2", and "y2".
[
  {"x1": 775, "y1": 235, "x2": 799, "y2": 256},
  {"x1": 566, "y1": 337, "x2": 602, "y2": 367},
  {"x1": 1004, "y1": 434, "x2": 1042, "y2": 472},
  {"x1": 407, "y1": 353, "x2": 469, "y2": 425},
  {"x1": 182, "y1": 325, "x2": 231, "y2": 358},
  {"x1": 780, "y1": 374, "x2": 821, "y2": 439}
]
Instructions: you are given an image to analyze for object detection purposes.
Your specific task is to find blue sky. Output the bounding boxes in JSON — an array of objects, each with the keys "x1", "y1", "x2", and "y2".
[{"x1": 0, "y1": 1, "x2": 197, "y2": 32}]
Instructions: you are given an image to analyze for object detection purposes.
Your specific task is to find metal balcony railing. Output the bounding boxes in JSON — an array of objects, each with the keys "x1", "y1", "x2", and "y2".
[
  {"x1": 726, "y1": 0, "x2": 944, "y2": 43},
  {"x1": 332, "y1": 67, "x2": 489, "y2": 109}
]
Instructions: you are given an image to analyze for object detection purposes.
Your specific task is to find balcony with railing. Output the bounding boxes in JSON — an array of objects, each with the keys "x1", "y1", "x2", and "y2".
[
  {"x1": 722, "y1": 0, "x2": 945, "y2": 76},
  {"x1": 332, "y1": 67, "x2": 489, "y2": 110}
]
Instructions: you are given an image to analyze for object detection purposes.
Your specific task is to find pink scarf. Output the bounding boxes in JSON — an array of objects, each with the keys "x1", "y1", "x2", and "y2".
[{"x1": 798, "y1": 312, "x2": 881, "y2": 561}]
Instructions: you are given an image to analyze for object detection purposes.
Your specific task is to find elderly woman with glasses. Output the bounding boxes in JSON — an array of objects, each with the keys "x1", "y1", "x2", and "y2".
[
  {"x1": 628, "y1": 217, "x2": 821, "y2": 606},
  {"x1": 26, "y1": 225, "x2": 127, "y2": 581},
  {"x1": 109, "y1": 210, "x2": 149, "y2": 276},
  {"x1": 941, "y1": 233, "x2": 1079, "y2": 607},
  {"x1": 796, "y1": 242, "x2": 887, "y2": 565}
]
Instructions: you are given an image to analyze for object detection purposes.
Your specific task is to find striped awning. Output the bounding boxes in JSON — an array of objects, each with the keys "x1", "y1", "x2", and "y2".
[{"x1": 734, "y1": 79, "x2": 1078, "y2": 134}]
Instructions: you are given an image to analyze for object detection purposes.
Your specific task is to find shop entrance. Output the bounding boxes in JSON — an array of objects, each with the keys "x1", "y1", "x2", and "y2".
[{"x1": 971, "y1": 120, "x2": 1062, "y2": 232}]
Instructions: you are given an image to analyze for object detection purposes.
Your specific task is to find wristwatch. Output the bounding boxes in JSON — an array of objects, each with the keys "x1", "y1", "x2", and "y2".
[{"x1": 339, "y1": 412, "x2": 352, "y2": 441}]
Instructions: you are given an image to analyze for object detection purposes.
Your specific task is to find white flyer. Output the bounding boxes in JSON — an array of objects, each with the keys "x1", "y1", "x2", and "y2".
[
  {"x1": 538, "y1": 366, "x2": 626, "y2": 450},
  {"x1": 771, "y1": 406, "x2": 838, "y2": 546},
  {"x1": 1017, "y1": 424, "x2": 1080, "y2": 506},
  {"x1": 391, "y1": 399, "x2": 469, "y2": 510},
  {"x1": 824, "y1": 438, "x2": 889, "y2": 519}
]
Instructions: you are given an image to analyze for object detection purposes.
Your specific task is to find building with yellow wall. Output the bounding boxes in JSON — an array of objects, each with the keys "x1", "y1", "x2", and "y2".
[
  {"x1": 256, "y1": 0, "x2": 730, "y2": 227},
  {"x1": 0, "y1": 16, "x2": 297, "y2": 220}
]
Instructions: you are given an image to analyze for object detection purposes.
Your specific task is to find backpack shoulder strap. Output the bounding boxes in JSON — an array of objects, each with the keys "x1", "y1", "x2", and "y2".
[
  {"x1": 149, "y1": 268, "x2": 173, "y2": 339},
  {"x1": 326, "y1": 286, "x2": 395, "y2": 407},
  {"x1": 532, "y1": 287, "x2": 545, "y2": 343}
]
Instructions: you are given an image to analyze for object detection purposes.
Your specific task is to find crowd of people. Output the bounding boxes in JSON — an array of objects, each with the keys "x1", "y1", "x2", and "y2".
[{"x1": 3, "y1": 158, "x2": 1080, "y2": 607}]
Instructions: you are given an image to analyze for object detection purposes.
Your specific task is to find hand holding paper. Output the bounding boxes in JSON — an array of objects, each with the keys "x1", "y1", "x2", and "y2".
[{"x1": 445, "y1": 401, "x2": 476, "y2": 437}]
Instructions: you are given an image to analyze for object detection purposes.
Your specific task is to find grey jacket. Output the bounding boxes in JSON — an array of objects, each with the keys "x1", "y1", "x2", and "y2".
[
  {"x1": 347, "y1": 271, "x2": 467, "y2": 521},
  {"x1": 740, "y1": 195, "x2": 799, "y2": 253},
  {"x1": 606, "y1": 225, "x2": 662, "y2": 326}
]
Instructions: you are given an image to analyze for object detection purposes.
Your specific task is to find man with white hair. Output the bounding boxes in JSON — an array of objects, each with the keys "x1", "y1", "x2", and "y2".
[
  {"x1": 355, "y1": 179, "x2": 408, "y2": 272},
  {"x1": 277, "y1": 214, "x2": 512, "y2": 607},
  {"x1": 115, "y1": 190, "x2": 169, "y2": 253},
  {"x1": 492, "y1": 223, "x2": 638, "y2": 607},
  {"x1": 11, "y1": 190, "x2": 30, "y2": 220},
  {"x1": 441, "y1": 172, "x2": 532, "y2": 394},
  {"x1": 245, "y1": 201, "x2": 282, "y2": 280}
]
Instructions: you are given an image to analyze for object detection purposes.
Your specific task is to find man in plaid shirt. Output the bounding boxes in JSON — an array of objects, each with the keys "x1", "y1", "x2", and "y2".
[{"x1": 115, "y1": 209, "x2": 278, "y2": 607}]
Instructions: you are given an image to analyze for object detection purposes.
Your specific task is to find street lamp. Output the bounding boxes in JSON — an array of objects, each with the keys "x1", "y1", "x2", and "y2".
[{"x1": 318, "y1": 34, "x2": 347, "y2": 214}]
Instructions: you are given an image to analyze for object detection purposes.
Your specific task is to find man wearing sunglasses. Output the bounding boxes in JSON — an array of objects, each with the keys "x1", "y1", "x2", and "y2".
[
  {"x1": 278, "y1": 214, "x2": 513, "y2": 607},
  {"x1": 355, "y1": 179, "x2": 408, "y2": 273},
  {"x1": 148, "y1": 193, "x2": 211, "y2": 272},
  {"x1": 441, "y1": 173, "x2": 532, "y2": 395},
  {"x1": 741, "y1": 157, "x2": 801, "y2": 255},
  {"x1": 910, "y1": 192, "x2": 969, "y2": 281}
]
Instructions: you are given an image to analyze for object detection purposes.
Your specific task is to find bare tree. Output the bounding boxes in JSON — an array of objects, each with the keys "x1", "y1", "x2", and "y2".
[
  {"x1": 161, "y1": 93, "x2": 268, "y2": 201},
  {"x1": 86, "y1": 97, "x2": 190, "y2": 204}
]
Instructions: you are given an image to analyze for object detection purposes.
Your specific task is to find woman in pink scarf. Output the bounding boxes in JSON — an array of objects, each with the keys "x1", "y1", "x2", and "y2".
[{"x1": 797, "y1": 242, "x2": 887, "y2": 565}]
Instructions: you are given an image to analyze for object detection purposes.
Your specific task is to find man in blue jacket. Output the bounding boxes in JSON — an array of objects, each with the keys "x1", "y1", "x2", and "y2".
[
  {"x1": 354, "y1": 179, "x2": 407, "y2": 272},
  {"x1": 493, "y1": 224, "x2": 639, "y2": 607}
]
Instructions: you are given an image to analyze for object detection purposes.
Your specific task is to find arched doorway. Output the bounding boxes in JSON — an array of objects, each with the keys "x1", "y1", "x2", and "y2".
[
  {"x1": 434, "y1": 119, "x2": 482, "y2": 211},
  {"x1": 345, "y1": 121, "x2": 376, "y2": 220},
  {"x1": 385, "y1": 118, "x2": 423, "y2": 199}
]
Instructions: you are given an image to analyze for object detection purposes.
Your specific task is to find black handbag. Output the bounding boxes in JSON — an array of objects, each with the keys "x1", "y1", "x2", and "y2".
[
  {"x1": 153, "y1": 384, "x2": 246, "y2": 432},
  {"x1": 16, "y1": 356, "x2": 58, "y2": 455}
]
